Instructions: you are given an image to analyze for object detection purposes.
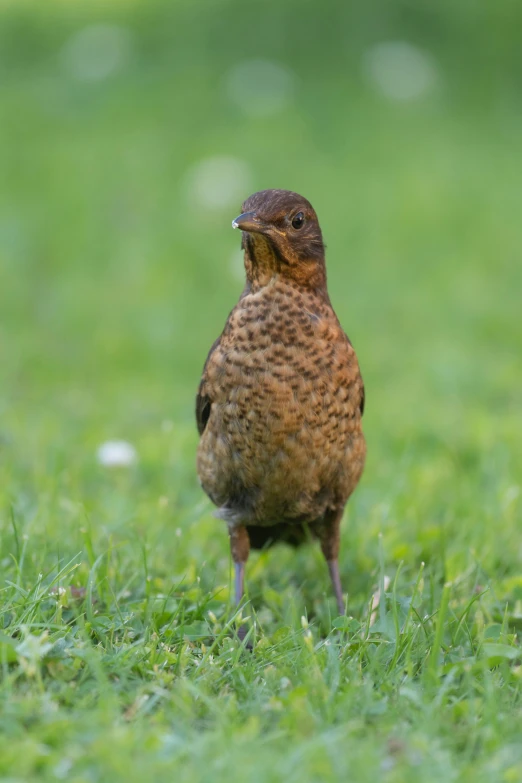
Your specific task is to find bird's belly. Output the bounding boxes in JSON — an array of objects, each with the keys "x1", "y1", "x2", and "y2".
[{"x1": 197, "y1": 374, "x2": 365, "y2": 525}]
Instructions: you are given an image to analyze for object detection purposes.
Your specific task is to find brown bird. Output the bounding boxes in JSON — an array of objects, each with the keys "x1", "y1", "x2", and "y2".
[{"x1": 196, "y1": 189, "x2": 366, "y2": 616}]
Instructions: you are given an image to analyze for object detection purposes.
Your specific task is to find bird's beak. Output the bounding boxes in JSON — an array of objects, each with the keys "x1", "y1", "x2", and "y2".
[{"x1": 231, "y1": 211, "x2": 265, "y2": 233}]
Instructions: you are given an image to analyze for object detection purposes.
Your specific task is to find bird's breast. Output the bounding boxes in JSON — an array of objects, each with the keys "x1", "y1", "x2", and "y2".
[
  {"x1": 197, "y1": 281, "x2": 365, "y2": 522},
  {"x1": 213, "y1": 285, "x2": 356, "y2": 398}
]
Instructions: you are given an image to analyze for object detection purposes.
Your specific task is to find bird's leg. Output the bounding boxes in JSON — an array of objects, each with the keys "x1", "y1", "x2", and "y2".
[
  {"x1": 228, "y1": 524, "x2": 251, "y2": 643},
  {"x1": 229, "y1": 523, "x2": 250, "y2": 604},
  {"x1": 234, "y1": 561, "x2": 245, "y2": 606},
  {"x1": 319, "y1": 508, "x2": 345, "y2": 615}
]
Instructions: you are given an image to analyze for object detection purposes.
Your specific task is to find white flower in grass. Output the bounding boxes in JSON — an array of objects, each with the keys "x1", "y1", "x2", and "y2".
[
  {"x1": 61, "y1": 24, "x2": 133, "y2": 82},
  {"x1": 362, "y1": 41, "x2": 439, "y2": 102},
  {"x1": 96, "y1": 440, "x2": 137, "y2": 467},
  {"x1": 16, "y1": 631, "x2": 53, "y2": 677}
]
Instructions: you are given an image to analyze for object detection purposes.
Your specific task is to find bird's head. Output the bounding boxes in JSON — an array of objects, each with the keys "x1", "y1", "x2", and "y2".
[{"x1": 232, "y1": 189, "x2": 326, "y2": 291}]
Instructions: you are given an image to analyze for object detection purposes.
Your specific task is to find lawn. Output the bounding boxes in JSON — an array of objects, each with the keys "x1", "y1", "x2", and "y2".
[{"x1": 1, "y1": 1, "x2": 522, "y2": 780}]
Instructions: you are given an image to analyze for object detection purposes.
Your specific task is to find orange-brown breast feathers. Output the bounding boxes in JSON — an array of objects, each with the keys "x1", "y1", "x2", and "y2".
[{"x1": 196, "y1": 278, "x2": 366, "y2": 527}]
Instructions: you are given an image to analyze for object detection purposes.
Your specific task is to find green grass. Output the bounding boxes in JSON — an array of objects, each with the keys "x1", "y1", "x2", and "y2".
[{"x1": 1, "y1": 1, "x2": 522, "y2": 780}]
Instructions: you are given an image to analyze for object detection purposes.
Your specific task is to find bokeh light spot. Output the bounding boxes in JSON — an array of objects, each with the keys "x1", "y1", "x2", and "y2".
[
  {"x1": 185, "y1": 156, "x2": 253, "y2": 212},
  {"x1": 225, "y1": 59, "x2": 295, "y2": 117},
  {"x1": 362, "y1": 41, "x2": 439, "y2": 102},
  {"x1": 61, "y1": 24, "x2": 133, "y2": 82}
]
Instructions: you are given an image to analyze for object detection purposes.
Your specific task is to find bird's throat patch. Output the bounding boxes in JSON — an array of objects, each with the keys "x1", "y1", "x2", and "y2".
[{"x1": 244, "y1": 233, "x2": 285, "y2": 287}]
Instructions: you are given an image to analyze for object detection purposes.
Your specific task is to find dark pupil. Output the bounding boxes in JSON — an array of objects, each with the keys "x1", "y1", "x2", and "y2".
[{"x1": 292, "y1": 212, "x2": 304, "y2": 229}]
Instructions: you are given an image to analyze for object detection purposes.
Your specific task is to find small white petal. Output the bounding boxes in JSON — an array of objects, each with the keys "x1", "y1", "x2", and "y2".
[{"x1": 96, "y1": 440, "x2": 137, "y2": 468}]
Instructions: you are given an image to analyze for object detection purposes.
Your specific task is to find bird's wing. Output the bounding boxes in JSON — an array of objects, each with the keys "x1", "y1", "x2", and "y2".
[
  {"x1": 195, "y1": 336, "x2": 221, "y2": 435},
  {"x1": 343, "y1": 330, "x2": 365, "y2": 416}
]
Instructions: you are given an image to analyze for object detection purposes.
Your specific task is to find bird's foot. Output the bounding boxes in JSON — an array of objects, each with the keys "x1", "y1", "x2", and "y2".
[{"x1": 236, "y1": 623, "x2": 253, "y2": 651}]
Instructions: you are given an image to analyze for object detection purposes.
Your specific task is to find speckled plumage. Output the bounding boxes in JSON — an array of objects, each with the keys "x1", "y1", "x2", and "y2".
[{"x1": 196, "y1": 189, "x2": 366, "y2": 615}]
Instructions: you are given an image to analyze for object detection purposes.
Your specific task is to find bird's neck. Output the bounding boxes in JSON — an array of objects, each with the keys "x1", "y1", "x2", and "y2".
[
  {"x1": 243, "y1": 234, "x2": 280, "y2": 289},
  {"x1": 243, "y1": 235, "x2": 328, "y2": 295}
]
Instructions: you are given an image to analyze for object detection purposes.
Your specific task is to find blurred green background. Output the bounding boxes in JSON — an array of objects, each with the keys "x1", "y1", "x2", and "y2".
[
  {"x1": 1, "y1": 0, "x2": 522, "y2": 780},
  {"x1": 2, "y1": 0, "x2": 520, "y2": 566}
]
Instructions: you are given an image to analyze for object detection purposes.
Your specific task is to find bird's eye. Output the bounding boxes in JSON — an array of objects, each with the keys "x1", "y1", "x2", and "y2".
[{"x1": 291, "y1": 212, "x2": 305, "y2": 230}]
